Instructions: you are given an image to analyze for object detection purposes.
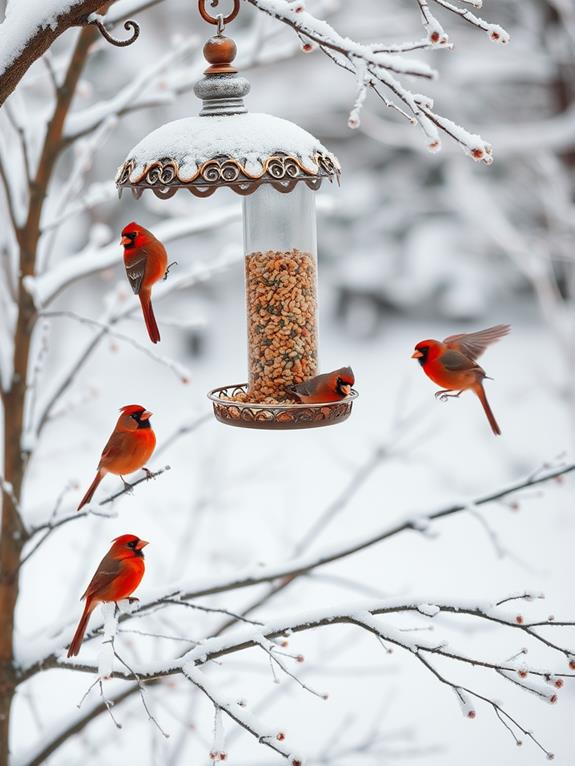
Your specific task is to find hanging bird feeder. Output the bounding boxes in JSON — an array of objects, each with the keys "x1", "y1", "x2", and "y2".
[{"x1": 116, "y1": 0, "x2": 357, "y2": 429}]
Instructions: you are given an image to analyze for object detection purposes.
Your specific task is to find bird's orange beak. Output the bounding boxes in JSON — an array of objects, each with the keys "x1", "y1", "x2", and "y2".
[
  {"x1": 340, "y1": 383, "x2": 352, "y2": 396},
  {"x1": 411, "y1": 350, "x2": 423, "y2": 359},
  {"x1": 121, "y1": 235, "x2": 131, "y2": 246},
  {"x1": 136, "y1": 539, "x2": 149, "y2": 550},
  {"x1": 140, "y1": 410, "x2": 152, "y2": 421}
]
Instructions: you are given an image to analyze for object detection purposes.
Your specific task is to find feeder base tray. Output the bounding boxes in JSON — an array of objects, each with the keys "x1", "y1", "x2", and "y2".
[{"x1": 208, "y1": 383, "x2": 358, "y2": 430}]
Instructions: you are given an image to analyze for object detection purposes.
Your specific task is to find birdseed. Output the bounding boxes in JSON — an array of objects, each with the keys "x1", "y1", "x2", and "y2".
[{"x1": 244, "y1": 249, "x2": 318, "y2": 402}]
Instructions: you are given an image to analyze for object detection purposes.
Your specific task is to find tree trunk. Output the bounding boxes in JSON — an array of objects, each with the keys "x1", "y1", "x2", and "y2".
[{"x1": 0, "y1": 25, "x2": 97, "y2": 766}]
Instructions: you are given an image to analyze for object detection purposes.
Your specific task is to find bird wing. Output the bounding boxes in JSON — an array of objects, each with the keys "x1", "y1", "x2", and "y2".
[
  {"x1": 124, "y1": 250, "x2": 149, "y2": 295},
  {"x1": 290, "y1": 372, "x2": 328, "y2": 398},
  {"x1": 443, "y1": 324, "x2": 510, "y2": 361},
  {"x1": 81, "y1": 554, "x2": 122, "y2": 600},
  {"x1": 439, "y1": 349, "x2": 482, "y2": 372},
  {"x1": 98, "y1": 431, "x2": 131, "y2": 469},
  {"x1": 290, "y1": 379, "x2": 316, "y2": 397}
]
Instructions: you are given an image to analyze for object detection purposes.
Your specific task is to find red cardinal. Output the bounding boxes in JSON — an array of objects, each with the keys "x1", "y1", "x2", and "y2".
[
  {"x1": 122, "y1": 222, "x2": 168, "y2": 344},
  {"x1": 411, "y1": 324, "x2": 510, "y2": 435},
  {"x1": 289, "y1": 366, "x2": 355, "y2": 404},
  {"x1": 67, "y1": 534, "x2": 148, "y2": 657},
  {"x1": 77, "y1": 405, "x2": 156, "y2": 511}
]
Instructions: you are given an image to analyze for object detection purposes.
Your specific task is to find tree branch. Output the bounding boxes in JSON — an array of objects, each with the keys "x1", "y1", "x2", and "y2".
[
  {"x1": 19, "y1": 460, "x2": 575, "y2": 678},
  {"x1": 0, "y1": 1, "x2": 119, "y2": 108}
]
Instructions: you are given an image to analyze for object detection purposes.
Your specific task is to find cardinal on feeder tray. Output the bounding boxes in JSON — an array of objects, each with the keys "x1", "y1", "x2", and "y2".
[
  {"x1": 289, "y1": 366, "x2": 355, "y2": 404},
  {"x1": 67, "y1": 534, "x2": 148, "y2": 657},
  {"x1": 76, "y1": 405, "x2": 156, "y2": 511},
  {"x1": 411, "y1": 324, "x2": 510, "y2": 436},
  {"x1": 121, "y1": 222, "x2": 169, "y2": 344}
]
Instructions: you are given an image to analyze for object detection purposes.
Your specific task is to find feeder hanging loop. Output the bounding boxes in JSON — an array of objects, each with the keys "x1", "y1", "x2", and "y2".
[{"x1": 198, "y1": 0, "x2": 240, "y2": 27}]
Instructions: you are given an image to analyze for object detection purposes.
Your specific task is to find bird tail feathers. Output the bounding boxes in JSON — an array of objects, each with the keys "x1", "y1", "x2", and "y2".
[
  {"x1": 475, "y1": 384, "x2": 501, "y2": 436},
  {"x1": 77, "y1": 471, "x2": 103, "y2": 511},
  {"x1": 67, "y1": 601, "x2": 94, "y2": 657},
  {"x1": 139, "y1": 292, "x2": 160, "y2": 344}
]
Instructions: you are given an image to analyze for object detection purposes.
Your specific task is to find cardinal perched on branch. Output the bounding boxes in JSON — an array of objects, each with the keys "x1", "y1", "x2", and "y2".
[
  {"x1": 67, "y1": 535, "x2": 148, "y2": 658},
  {"x1": 411, "y1": 324, "x2": 511, "y2": 435},
  {"x1": 76, "y1": 405, "x2": 156, "y2": 511},
  {"x1": 289, "y1": 366, "x2": 355, "y2": 404},
  {"x1": 121, "y1": 222, "x2": 169, "y2": 343}
]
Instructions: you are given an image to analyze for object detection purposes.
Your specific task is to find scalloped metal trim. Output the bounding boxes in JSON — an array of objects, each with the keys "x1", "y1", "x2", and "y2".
[
  {"x1": 207, "y1": 383, "x2": 357, "y2": 430},
  {"x1": 116, "y1": 152, "x2": 340, "y2": 198}
]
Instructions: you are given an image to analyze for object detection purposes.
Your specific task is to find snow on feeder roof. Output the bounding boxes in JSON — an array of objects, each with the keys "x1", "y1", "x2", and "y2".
[
  {"x1": 116, "y1": 113, "x2": 340, "y2": 198},
  {"x1": 116, "y1": 3, "x2": 340, "y2": 200}
]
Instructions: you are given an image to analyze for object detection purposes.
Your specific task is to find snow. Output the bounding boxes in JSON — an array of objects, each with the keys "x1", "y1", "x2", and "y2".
[
  {"x1": 117, "y1": 112, "x2": 340, "y2": 185},
  {"x1": 2, "y1": 1, "x2": 574, "y2": 764},
  {"x1": 27, "y1": 205, "x2": 243, "y2": 307},
  {"x1": 454, "y1": 687, "x2": 476, "y2": 719},
  {"x1": 97, "y1": 602, "x2": 117, "y2": 679},
  {"x1": 0, "y1": 0, "x2": 83, "y2": 78},
  {"x1": 417, "y1": 603, "x2": 441, "y2": 617}
]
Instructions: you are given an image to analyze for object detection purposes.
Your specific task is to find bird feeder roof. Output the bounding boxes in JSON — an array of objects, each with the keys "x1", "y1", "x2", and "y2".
[
  {"x1": 116, "y1": 112, "x2": 340, "y2": 199},
  {"x1": 116, "y1": 20, "x2": 340, "y2": 199}
]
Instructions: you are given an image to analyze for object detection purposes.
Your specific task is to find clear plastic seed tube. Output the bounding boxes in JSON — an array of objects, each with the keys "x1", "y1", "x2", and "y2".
[{"x1": 243, "y1": 183, "x2": 319, "y2": 402}]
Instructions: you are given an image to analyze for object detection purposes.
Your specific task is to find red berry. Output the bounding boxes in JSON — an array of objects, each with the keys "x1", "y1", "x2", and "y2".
[
  {"x1": 490, "y1": 31, "x2": 500, "y2": 40},
  {"x1": 555, "y1": 679, "x2": 564, "y2": 689},
  {"x1": 277, "y1": 732, "x2": 285, "y2": 742},
  {"x1": 472, "y1": 148, "x2": 485, "y2": 160},
  {"x1": 518, "y1": 670, "x2": 528, "y2": 679},
  {"x1": 515, "y1": 615, "x2": 524, "y2": 624},
  {"x1": 468, "y1": 710, "x2": 476, "y2": 719},
  {"x1": 549, "y1": 694, "x2": 558, "y2": 704},
  {"x1": 569, "y1": 659, "x2": 575, "y2": 670},
  {"x1": 430, "y1": 31, "x2": 440, "y2": 42}
]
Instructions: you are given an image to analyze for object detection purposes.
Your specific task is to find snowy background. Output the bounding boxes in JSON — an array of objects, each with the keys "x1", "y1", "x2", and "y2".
[{"x1": 1, "y1": 0, "x2": 575, "y2": 764}]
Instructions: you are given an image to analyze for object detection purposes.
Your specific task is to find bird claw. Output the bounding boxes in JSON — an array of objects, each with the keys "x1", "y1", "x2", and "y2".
[
  {"x1": 143, "y1": 467, "x2": 154, "y2": 480},
  {"x1": 128, "y1": 596, "x2": 140, "y2": 604},
  {"x1": 163, "y1": 261, "x2": 178, "y2": 280},
  {"x1": 435, "y1": 390, "x2": 463, "y2": 403}
]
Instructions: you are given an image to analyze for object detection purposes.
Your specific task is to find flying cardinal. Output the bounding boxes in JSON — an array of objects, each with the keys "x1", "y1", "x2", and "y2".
[
  {"x1": 289, "y1": 366, "x2": 355, "y2": 404},
  {"x1": 77, "y1": 405, "x2": 156, "y2": 511},
  {"x1": 121, "y1": 222, "x2": 169, "y2": 344},
  {"x1": 411, "y1": 324, "x2": 510, "y2": 435},
  {"x1": 67, "y1": 534, "x2": 148, "y2": 657}
]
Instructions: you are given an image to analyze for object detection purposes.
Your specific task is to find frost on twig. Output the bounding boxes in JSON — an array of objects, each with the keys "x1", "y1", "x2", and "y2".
[
  {"x1": 42, "y1": 595, "x2": 574, "y2": 761},
  {"x1": 246, "y1": 0, "x2": 510, "y2": 160},
  {"x1": 98, "y1": 603, "x2": 118, "y2": 679},
  {"x1": 210, "y1": 706, "x2": 227, "y2": 762}
]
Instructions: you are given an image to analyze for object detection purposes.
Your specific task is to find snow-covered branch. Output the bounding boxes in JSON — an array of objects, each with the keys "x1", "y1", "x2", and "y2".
[
  {"x1": 244, "y1": 0, "x2": 509, "y2": 160},
  {"x1": 27, "y1": 206, "x2": 241, "y2": 307},
  {"x1": 30, "y1": 246, "x2": 241, "y2": 442},
  {"x1": 20, "y1": 459, "x2": 575, "y2": 675},
  {"x1": 0, "y1": 0, "x2": 112, "y2": 107},
  {"x1": 23, "y1": 597, "x2": 574, "y2": 762}
]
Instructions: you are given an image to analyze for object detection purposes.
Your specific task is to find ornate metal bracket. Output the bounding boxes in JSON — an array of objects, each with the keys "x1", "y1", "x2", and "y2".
[{"x1": 90, "y1": 18, "x2": 140, "y2": 47}]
